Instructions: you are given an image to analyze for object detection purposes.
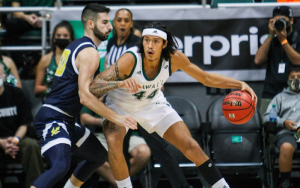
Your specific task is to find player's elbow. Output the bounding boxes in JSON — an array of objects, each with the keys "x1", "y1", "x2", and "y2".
[{"x1": 79, "y1": 91, "x2": 90, "y2": 106}]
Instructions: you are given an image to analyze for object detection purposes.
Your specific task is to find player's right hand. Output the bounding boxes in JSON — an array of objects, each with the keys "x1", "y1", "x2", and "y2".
[
  {"x1": 121, "y1": 77, "x2": 142, "y2": 94},
  {"x1": 116, "y1": 114, "x2": 138, "y2": 130},
  {"x1": 284, "y1": 120, "x2": 297, "y2": 131}
]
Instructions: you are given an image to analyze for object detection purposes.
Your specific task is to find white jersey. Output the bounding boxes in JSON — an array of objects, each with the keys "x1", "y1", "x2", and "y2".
[{"x1": 106, "y1": 46, "x2": 172, "y2": 112}]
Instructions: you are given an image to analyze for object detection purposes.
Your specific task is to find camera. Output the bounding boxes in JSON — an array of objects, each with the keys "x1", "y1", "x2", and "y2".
[{"x1": 274, "y1": 18, "x2": 289, "y2": 32}]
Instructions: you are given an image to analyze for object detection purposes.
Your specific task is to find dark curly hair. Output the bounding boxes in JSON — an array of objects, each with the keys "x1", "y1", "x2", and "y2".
[{"x1": 137, "y1": 22, "x2": 178, "y2": 61}]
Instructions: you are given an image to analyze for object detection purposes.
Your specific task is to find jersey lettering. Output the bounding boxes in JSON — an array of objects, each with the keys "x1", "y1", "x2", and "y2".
[{"x1": 55, "y1": 49, "x2": 71, "y2": 77}]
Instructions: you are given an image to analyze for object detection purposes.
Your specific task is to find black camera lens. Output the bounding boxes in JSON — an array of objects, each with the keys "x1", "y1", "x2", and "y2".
[{"x1": 274, "y1": 18, "x2": 287, "y2": 31}]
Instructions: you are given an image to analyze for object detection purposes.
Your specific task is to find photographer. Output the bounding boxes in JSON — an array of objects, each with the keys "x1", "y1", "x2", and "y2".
[{"x1": 255, "y1": 6, "x2": 300, "y2": 117}]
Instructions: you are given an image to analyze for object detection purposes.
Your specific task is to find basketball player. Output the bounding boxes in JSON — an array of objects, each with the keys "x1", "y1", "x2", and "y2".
[
  {"x1": 31, "y1": 4, "x2": 137, "y2": 188},
  {"x1": 90, "y1": 22, "x2": 257, "y2": 188}
]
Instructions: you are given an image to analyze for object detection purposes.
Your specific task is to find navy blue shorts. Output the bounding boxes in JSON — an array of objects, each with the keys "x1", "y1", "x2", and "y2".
[{"x1": 34, "y1": 107, "x2": 88, "y2": 155}]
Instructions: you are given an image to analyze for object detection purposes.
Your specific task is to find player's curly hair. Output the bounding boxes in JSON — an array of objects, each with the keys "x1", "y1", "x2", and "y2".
[{"x1": 137, "y1": 22, "x2": 178, "y2": 61}]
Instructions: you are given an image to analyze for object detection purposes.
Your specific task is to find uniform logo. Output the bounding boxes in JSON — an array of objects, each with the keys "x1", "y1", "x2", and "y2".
[
  {"x1": 164, "y1": 65, "x2": 168, "y2": 69},
  {"x1": 137, "y1": 71, "x2": 141, "y2": 75},
  {"x1": 51, "y1": 127, "x2": 60, "y2": 136},
  {"x1": 229, "y1": 113, "x2": 235, "y2": 118},
  {"x1": 153, "y1": 30, "x2": 158, "y2": 34}
]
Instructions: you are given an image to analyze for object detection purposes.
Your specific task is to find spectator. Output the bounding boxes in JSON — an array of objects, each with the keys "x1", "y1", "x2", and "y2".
[
  {"x1": 80, "y1": 105, "x2": 151, "y2": 188},
  {"x1": 133, "y1": 24, "x2": 142, "y2": 38},
  {"x1": 255, "y1": 6, "x2": 300, "y2": 116},
  {"x1": 0, "y1": 51, "x2": 22, "y2": 88},
  {"x1": 0, "y1": 63, "x2": 44, "y2": 188},
  {"x1": 104, "y1": 8, "x2": 190, "y2": 188},
  {"x1": 34, "y1": 20, "x2": 74, "y2": 99},
  {"x1": 263, "y1": 65, "x2": 300, "y2": 188},
  {"x1": 4, "y1": 0, "x2": 65, "y2": 76}
]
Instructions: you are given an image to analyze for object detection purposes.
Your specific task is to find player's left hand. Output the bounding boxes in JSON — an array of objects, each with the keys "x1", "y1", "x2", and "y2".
[
  {"x1": 121, "y1": 77, "x2": 142, "y2": 94},
  {"x1": 241, "y1": 82, "x2": 257, "y2": 106}
]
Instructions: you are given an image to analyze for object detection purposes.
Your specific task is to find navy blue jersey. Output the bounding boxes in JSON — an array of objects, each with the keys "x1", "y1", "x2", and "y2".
[{"x1": 44, "y1": 36, "x2": 99, "y2": 117}]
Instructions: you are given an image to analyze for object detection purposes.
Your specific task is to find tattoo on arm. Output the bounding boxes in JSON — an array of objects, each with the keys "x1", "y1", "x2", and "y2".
[{"x1": 89, "y1": 62, "x2": 122, "y2": 96}]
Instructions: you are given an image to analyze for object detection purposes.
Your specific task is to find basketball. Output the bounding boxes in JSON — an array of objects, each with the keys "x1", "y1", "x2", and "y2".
[{"x1": 222, "y1": 91, "x2": 256, "y2": 124}]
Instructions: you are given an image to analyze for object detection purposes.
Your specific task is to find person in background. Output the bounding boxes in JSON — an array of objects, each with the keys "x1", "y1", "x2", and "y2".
[
  {"x1": 0, "y1": 63, "x2": 44, "y2": 188},
  {"x1": 34, "y1": 20, "x2": 74, "y2": 99},
  {"x1": 263, "y1": 66, "x2": 300, "y2": 188},
  {"x1": 0, "y1": 51, "x2": 22, "y2": 88},
  {"x1": 133, "y1": 24, "x2": 142, "y2": 38},
  {"x1": 4, "y1": 0, "x2": 65, "y2": 75},
  {"x1": 255, "y1": 6, "x2": 300, "y2": 117}
]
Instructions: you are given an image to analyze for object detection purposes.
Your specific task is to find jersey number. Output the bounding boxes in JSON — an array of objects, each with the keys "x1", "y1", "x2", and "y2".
[
  {"x1": 133, "y1": 89, "x2": 159, "y2": 100},
  {"x1": 55, "y1": 49, "x2": 71, "y2": 77}
]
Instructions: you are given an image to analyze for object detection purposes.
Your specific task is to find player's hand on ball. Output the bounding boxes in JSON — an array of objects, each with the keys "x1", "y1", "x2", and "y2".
[
  {"x1": 121, "y1": 78, "x2": 142, "y2": 94},
  {"x1": 241, "y1": 82, "x2": 257, "y2": 106},
  {"x1": 117, "y1": 114, "x2": 138, "y2": 130}
]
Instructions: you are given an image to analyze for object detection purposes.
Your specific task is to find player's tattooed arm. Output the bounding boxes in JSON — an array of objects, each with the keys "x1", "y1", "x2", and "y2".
[{"x1": 89, "y1": 62, "x2": 124, "y2": 97}]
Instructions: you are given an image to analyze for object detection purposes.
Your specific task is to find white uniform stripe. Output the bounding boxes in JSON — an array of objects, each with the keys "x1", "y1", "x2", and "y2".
[
  {"x1": 108, "y1": 46, "x2": 114, "y2": 66},
  {"x1": 41, "y1": 138, "x2": 71, "y2": 154},
  {"x1": 71, "y1": 42, "x2": 95, "y2": 75},
  {"x1": 116, "y1": 46, "x2": 123, "y2": 63},
  {"x1": 111, "y1": 46, "x2": 117, "y2": 66},
  {"x1": 43, "y1": 104, "x2": 73, "y2": 117},
  {"x1": 76, "y1": 128, "x2": 90, "y2": 147}
]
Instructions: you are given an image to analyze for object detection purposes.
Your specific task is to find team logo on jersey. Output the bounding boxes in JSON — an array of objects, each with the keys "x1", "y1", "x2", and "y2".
[
  {"x1": 51, "y1": 126, "x2": 60, "y2": 136},
  {"x1": 153, "y1": 30, "x2": 158, "y2": 34},
  {"x1": 164, "y1": 65, "x2": 168, "y2": 69},
  {"x1": 136, "y1": 71, "x2": 141, "y2": 75}
]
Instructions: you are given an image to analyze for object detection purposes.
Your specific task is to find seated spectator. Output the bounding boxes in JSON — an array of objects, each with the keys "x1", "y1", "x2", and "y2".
[
  {"x1": 4, "y1": 0, "x2": 65, "y2": 75},
  {"x1": 0, "y1": 63, "x2": 44, "y2": 188},
  {"x1": 35, "y1": 20, "x2": 74, "y2": 99},
  {"x1": 80, "y1": 105, "x2": 151, "y2": 188},
  {"x1": 263, "y1": 65, "x2": 300, "y2": 188},
  {"x1": 0, "y1": 51, "x2": 22, "y2": 88}
]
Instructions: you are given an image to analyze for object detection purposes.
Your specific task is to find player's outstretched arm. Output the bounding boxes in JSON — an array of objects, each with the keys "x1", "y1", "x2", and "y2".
[
  {"x1": 172, "y1": 51, "x2": 257, "y2": 102},
  {"x1": 77, "y1": 48, "x2": 137, "y2": 130}
]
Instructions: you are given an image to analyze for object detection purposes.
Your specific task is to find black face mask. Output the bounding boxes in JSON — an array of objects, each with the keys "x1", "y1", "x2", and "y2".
[
  {"x1": 287, "y1": 78, "x2": 300, "y2": 92},
  {"x1": 54, "y1": 38, "x2": 70, "y2": 49}
]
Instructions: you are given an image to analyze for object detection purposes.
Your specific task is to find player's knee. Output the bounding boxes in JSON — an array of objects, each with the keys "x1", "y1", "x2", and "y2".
[
  {"x1": 106, "y1": 134, "x2": 125, "y2": 148},
  {"x1": 49, "y1": 158, "x2": 71, "y2": 178},
  {"x1": 132, "y1": 144, "x2": 151, "y2": 161}
]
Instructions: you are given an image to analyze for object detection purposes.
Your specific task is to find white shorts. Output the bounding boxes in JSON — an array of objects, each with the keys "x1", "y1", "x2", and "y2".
[
  {"x1": 95, "y1": 133, "x2": 146, "y2": 153},
  {"x1": 105, "y1": 100, "x2": 183, "y2": 137}
]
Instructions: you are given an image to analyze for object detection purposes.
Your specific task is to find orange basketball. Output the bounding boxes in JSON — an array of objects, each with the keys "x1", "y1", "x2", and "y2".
[{"x1": 222, "y1": 91, "x2": 256, "y2": 124}]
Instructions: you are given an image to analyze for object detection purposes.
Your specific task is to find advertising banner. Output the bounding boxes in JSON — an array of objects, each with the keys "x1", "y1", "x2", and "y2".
[{"x1": 51, "y1": 5, "x2": 300, "y2": 82}]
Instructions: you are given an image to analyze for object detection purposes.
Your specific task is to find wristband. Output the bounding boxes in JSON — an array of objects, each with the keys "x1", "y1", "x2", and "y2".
[
  {"x1": 281, "y1": 39, "x2": 288, "y2": 45},
  {"x1": 268, "y1": 34, "x2": 274, "y2": 38},
  {"x1": 13, "y1": 136, "x2": 20, "y2": 144}
]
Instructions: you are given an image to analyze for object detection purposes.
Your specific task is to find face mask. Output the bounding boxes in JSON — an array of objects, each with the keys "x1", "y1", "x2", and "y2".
[
  {"x1": 287, "y1": 78, "x2": 300, "y2": 92},
  {"x1": 0, "y1": 78, "x2": 3, "y2": 87},
  {"x1": 54, "y1": 38, "x2": 70, "y2": 49}
]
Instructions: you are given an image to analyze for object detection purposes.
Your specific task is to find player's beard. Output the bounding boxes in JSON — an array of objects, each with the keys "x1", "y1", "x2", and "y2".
[{"x1": 94, "y1": 26, "x2": 109, "y2": 41}]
